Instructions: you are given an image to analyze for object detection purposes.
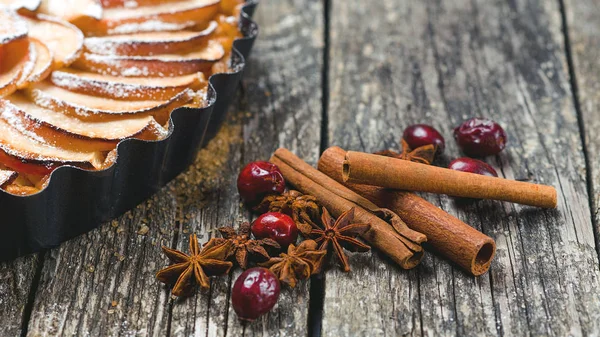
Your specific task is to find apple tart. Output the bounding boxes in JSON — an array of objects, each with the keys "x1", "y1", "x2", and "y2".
[{"x1": 0, "y1": 0, "x2": 245, "y2": 195}]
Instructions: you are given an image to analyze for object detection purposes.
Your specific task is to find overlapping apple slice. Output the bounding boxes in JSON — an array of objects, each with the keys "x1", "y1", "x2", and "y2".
[
  {"x1": 0, "y1": 0, "x2": 41, "y2": 11},
  {"x1": 51, "y1": 69, "x2": 206, "y2": 100},
  {"x1": 0, "y1": 7, "x2": 29, "y2": 44},
  {"x1": 17, "y1": 38, "x2": 53, "y2": 88},
  {"x1": 38, "y1": 0, "x2": 102, "y2": 24},
  {"x1": 100, "y1": 0, "x2": 182, "y2": 9},
  {"x1": 77, "y1": 0, "x2": 220, "y2": 36},
  {"x1": 25, "y1": 81, "x2": 195, "y2": 124},
  {"x1": 21, "y1": 14, "x2": 84, "y2": 68},
  {"x1": 83, "y1": 21, "x2": 217, "y2": 56},
  {"x1": 0, "y1": 38, "x2": 34, "y2": 97},
  {"x1": 74, "y1": 39, "x2": 224, "y2": 77},
  {"x1": 5, "y1": 94, "x2": 169, "y2": 152},
  {"x1": 0, "y1": 99, "x2": 107, "y2": 175}
]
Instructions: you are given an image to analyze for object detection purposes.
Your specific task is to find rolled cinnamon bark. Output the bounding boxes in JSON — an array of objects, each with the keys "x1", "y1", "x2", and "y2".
[
  {"x1": 271, "y1": 148, "x2": 427, "y2": 269},
  {"x1": 319, "y1": 147, "x2": 496, "y2": 276},
  {"x1": 343, "y1": 151, "x2": 557, "y2": 208}
]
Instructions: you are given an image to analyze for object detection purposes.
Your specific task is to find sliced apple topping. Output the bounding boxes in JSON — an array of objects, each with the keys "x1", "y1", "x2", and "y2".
[
  {"x1": 15, "y1": 39, "x2": 37, "y2": 87},
  {"x1": 0, "y1": 8, "x2": 28, "y2": 44},
  {"x1": 51, "y1": 69, "x2": 206, "y2": 100},
  {"x1": 0, "y1": 168, "x2": 17, "y2": 187},
  {"x1": 83, "y1": 21, "x2": 217, "y2": 56},
  {"x1": 78, "y1": 0, "x2": 220, "y2": 36},
  {"x1": 38, "y1": 0, "x2": 103, "y2": 23},
  {"x1": 21, "y1": 14, "x2": 84, "y2": 68},
  {"x1": 0, "y1": 0, "x2": 41, "y2": 11},
  {"x1": 5, "y1": 94, "x2": 169, "y2": 152},
  {"x1": 74, "y1": 39, "x2": 224, "y2": 76},
  {"x1": 0, "y1": 38, "x2": 34, "y2": 97},
  {"x1": 26, "y1": 81, "x2": 194, "y2": 124},
  {"x1": 100, "y1": 0, "x2": 182, "y2": 9},
  {"x1": 17, "y1": 37, "x2": 53, "y2": 88},
  {"x1": 0, "y1": 101, "x2": 106, "y2": 169}
]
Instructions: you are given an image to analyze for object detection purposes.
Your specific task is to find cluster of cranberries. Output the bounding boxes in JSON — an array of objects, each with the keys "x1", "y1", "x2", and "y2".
[
  {"x1": 402, "y1": 117, "x2": 505, "y2": 176},
  {"x1": 231, "y1": 161, "x2": 299, "y2": 321}
]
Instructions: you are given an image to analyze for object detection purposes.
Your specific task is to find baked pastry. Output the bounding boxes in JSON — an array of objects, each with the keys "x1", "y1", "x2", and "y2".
[{"x1": 0, "y1": 0, "x2": 244, "y2": 195}]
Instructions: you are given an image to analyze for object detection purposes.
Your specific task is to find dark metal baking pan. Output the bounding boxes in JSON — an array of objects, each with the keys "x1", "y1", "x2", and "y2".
[{"x1": 0, "y1": 0, "x2": 259, "y2": 260}]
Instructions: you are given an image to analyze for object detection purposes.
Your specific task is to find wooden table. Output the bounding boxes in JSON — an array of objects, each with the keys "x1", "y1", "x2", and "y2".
[{"x1": 2, "y1": 0, "x2": 600, "y2": 335}]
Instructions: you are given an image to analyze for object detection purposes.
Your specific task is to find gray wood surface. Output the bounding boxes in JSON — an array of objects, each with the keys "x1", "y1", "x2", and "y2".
[
  {"x1": 2, "y1": 0, "x2": 600, "y2": 336},
  {"x1": 564, "y1": 0, "x2": 600, "y2": 261},
  {"x1": 324, "y1": 0, "x2": 600, "y2": 336},
  {"x1": 0, "y1": 256, "x2": 38, "y2": 336}
]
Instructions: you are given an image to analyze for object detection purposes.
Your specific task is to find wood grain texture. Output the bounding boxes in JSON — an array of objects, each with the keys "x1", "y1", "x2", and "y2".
[
  {"x1": 324, "y1": 0, "x2": 600, "y2": 336},
  {"x1": 563, "y1": 0, "x2": 600, "y2": 263},
  {"x1": 26, "y1": 191, "x2": 175, "y2": 336},
  {"x1": 0, "y1": 256, "x2": 38, "y2": 336}
]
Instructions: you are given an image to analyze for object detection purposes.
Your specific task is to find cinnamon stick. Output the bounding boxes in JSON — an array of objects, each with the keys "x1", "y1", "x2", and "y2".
[
  {"x1": 270, "y1": 148, "x2": 427, "y2": 269},
  {"x1": 319, "y1": 147, "x2": 496, "y2": 276},
  {"x1": 343, "y1": 151, "x2": 557, "y2": 208}
]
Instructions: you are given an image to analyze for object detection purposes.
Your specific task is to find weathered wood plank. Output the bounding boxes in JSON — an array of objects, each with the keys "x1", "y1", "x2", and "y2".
[
  {"x1": 0, "y1": 256, "x2": 38, "y2": 336},
  {"x1": 26, "y1": 188, "x2": 175, "y2": 336},
  {"x1": 563, "y1": 0, "x2": 600, "y2": 265},
  {"x1": 324, "y1": 0, "x2": 600, "y2": 336},
  {"x1": 169, "y1": 0, "x2": 324, "y2": 335}
]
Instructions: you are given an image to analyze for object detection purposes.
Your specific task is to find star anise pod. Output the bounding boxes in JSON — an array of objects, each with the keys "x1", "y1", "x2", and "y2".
[
  {"x1": 304, "y1": 207, "x2": 370, "y2": 272},
  {"x1": 255, "y1": 190, "x2": 321, "y2": 235},
  {"x1": 374, "y1": 139, "x2": 436, "y2": 165},
  {"x1": 260, "y1": 239, "x2": 326, "y2": 288},
  {"x1": 207, "y1": 222, "x2": 280, "y2": 269},
  {"x1": 156, "y1": 234, "x2": 233, "y2": 297}
]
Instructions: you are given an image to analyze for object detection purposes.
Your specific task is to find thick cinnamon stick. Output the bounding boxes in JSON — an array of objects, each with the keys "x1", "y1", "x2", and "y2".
[
  {"x1": 270, "y1": 148, "x2": 427, "y2": 269},
  {"x1": 343, "y1": 151, "x2": 557, "y2": 208},
  {"x1": 319, "y1": 147, "x2": 496, "y2": 276}
]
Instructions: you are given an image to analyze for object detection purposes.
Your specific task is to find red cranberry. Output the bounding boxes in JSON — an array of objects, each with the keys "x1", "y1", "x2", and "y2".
[
  {"x1": 453, "y1": 118, "x2": 507, "y2": 156},
  {"x1": 237, "y1": 161, "x2": 285, "y2": 205},
  {"x1": 231, "y1": 267, "x2": 280, "y2": 321},
  {"x1": 252, "y1": 212, "x2": 298, "y2": 247},
  {"x1": 449, "y1": 157, "x2": 498, "y2": 177},
  {"x1": 403, "y1": 124, "x2": 445, "y2": 153}
]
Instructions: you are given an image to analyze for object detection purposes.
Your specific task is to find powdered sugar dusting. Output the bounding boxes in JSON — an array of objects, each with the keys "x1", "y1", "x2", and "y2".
[
  {"x1": 0, "y1": 8, "x2": 28, "y2": 44},
  {"x1": 108, "y1": 20, "x2": 196, "y2": 35}
]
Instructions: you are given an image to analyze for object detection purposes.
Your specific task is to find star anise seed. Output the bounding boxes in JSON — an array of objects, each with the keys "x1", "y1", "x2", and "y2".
[
  {"x1": 374, "y1": 139, "x2": 436, "y2": 165},
  {"x1": 156, "y1": 234, "x2": 233, "y2": 297},
  {"x1": 260, "y1": 239, "x2": 326, "y2": 288},
  {"x1": 304, "y1": 207, "x2": 370, "y2": 272},
  {"x1": 206, "y1": 222, "x2": 280, "y2": 269},
  {"x1": 255, "y1": 190, "x2": 321, "y2": 235}
]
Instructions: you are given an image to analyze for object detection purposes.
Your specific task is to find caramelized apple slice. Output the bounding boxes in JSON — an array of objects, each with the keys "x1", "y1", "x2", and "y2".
[
  {"x1": 26, "y1": 81, "x2": 194, "y2": 124},
  {"x1": 0, "y1": 38, "x2": 33, "y2": 97},
  {"x1": 21, "y1": 14, "x2": 84, "y2": 68},
  {"x1": 77, "y1": 0, "x2": 219, "y2": 36},
  {"x1": 83, "y1": 21, "x2": 217, "y2": 56},
  {"x1": 0, "y1": 169, "x2": 17, "y2": 187},
  {"x1": 15, "y1": 39, "x2": 37, "y2": 87},
  {"x1": 74, "y1": 39, "x2": 224, "y2": 76},
  {"x1": 51, "y1": 69, "x2": 206, "y2": 100},
  {"x1": 4, "y1": 95, "x2": 168, "y2": 152},
  {"x1": 100, "y1": 0, "x2": 181, "y2": 8},
  {"x1": 0, "y1": 105, "x2": 106, "y2": 170},
  {"x1": 0, "y1": 8, "x2": 28, "y2": 44},
  {"x1": 38, "y1": 0, "x2": 102, "y2": 23},
  {"x1": 17, "y1": 38, "x2": 53, "y2": 88},
  {"x1": 0, "y1": 0, "x2": 41, "y2": 11}
]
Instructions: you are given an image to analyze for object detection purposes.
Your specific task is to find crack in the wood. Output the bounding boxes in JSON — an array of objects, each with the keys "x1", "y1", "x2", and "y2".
[
  {"x1": 306, "y1": 1, "x2": 331, "y2": 336},
  {"x1": 557, "y1": 0, "x2": 600, "y2": 267},
  {"x1": 19, "y1": 252, "x2": 45, "y2": 337}
]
